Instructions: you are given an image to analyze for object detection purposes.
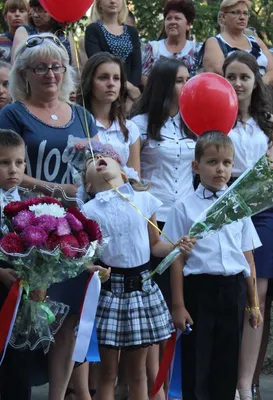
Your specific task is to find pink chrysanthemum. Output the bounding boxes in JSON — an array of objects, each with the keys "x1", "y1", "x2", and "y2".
[
  {"x1": 59, "y1": 235, "x2": 79, "y2": 258},
  {"x1": 13, "y1": 210, "x2": 36, "y2": 231},
  {"x1": 4, "y1": 201, "x2": 28, "y2": 218},
  {"x1": 0, "y1": 233, "x2": 25, "y2": 254},
  {"x1": 22, "y1": 226, "x2": 47, "y2": 248},
  {"x1": 55, "y1": 218, "x2": 71, "y2": 236},
  {"x1": 35, "y1": 215, "x2": 57, "y2": 233},
  {"x1": 66, "y1": 212, "x2": 83, "y2": 232}
]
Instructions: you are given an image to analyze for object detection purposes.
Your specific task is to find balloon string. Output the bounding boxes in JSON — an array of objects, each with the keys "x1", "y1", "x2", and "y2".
[{"x1": 70, "y1": 27, "x2": 95, "y2": 162}]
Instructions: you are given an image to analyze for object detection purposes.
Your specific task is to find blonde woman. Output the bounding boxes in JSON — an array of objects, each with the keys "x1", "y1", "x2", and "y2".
[
  {"x1": 203, "y1": 0, "x2": 273, "y2": 85},
  {"x1": 84, "y1": 0, "x2": 141, "y2": 91}
]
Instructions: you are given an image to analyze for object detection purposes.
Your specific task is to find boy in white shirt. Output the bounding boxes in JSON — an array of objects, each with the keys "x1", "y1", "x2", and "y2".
[
  {"x1": 0, "y1": 129, "x2": 31, "y2": 400},
  {"x1": 162, "y1": 131, "x2": 263, "y2": 400}
]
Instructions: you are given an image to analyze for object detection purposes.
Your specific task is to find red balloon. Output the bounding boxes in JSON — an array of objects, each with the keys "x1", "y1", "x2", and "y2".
[
  {"x1": 39, "y1": 0, "x2": 94, "y2": 23},
  {"x1": 179, "y1": 73, "x2": 238, "y2": 136}
]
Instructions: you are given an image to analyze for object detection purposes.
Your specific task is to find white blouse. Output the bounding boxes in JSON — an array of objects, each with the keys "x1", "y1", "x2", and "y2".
[
  {"x1": 163, "y1": 184, "x2": 262, "y2": 277},
  {"x1": 82, "y1": 183, "x2": 162, "y2": 268},
  {"x1": 228, "y1": 118, "x2": 269, "y2": 177},
  {"x1": 131, "y1": 113, "x2": 195, "y2": 222},
  {"x1": 96, "y1": 119, "x2": 140, "y2": 166}
]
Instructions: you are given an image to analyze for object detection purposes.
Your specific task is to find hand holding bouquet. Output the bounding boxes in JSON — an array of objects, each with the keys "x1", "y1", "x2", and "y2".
[{"x1": 0, "y1": 196, "x2": 102, "y2": 353}]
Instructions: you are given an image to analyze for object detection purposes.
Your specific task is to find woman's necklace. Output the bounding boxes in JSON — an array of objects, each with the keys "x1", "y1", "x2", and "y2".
[
  {"x1": 50, "y1": 113, "x2": 58, "y2": 121},
  {"x1": 49, "y1": 103, "x2": 61, "y2": 121}
]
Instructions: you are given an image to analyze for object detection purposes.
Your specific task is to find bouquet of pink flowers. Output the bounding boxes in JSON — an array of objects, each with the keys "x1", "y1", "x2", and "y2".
[{"x1": 0, "y1": 196, "x2": 102, "y2": 353}]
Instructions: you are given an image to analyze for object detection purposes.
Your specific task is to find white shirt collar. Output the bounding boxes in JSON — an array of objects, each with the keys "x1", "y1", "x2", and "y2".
[
  {"x1": 95, "y1": 182, "x2": 133, "y2": 203},
  {"x1": 195, "y1": 183, "x2": 227, "y2": 199},
  {"x1": 0, "y1": 187, "x2": 20, "y2": 204},
  {"x1": 95, "y1": 120, "x2": 119, "y2": 131},
  {"x1": 164, "y1": 112, "x2": 181, "y2": 129}
]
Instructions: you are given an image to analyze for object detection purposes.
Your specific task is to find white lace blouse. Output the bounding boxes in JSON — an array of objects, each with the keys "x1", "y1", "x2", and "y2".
[{"x1": 82, "y1": 183, "x2": 162, "y2": 268}]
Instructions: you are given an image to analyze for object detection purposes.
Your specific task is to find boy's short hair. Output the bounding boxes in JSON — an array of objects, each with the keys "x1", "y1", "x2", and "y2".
[
  {"x1": 0, "y1": 129, "x2": 25, "y2": 149},
  {"x1": 195, "y1": 130, "x2": 234, "y2": 162}
]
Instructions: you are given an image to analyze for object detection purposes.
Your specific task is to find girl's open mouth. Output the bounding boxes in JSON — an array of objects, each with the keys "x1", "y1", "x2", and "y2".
[{"x1": 96, "y1": 159, "x2": 108, "y2": 171}]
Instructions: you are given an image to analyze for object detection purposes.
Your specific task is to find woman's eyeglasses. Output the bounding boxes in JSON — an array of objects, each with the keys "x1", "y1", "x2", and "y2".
[
  {"x1": 225, "y1": 10, "x2": 251, "y2": 17},
  {"x1": 28, "y1": 65, "x2": 67, "y2": 75}
]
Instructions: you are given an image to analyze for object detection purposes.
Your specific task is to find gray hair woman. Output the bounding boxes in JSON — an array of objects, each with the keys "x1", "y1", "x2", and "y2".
[{"x1": 0, "y1": 32, "x2": 98, "y2": 400}]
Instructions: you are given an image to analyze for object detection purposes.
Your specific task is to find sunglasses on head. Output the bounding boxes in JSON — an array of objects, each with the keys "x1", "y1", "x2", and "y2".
[{"x1": 24, "y1": 35, "x2": 62, "y2": 50}]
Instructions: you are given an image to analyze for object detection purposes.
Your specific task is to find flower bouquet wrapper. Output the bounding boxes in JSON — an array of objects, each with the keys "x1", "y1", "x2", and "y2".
[
  {"x1": 145, "y1": 155, "x2": 273, "y2": 280},
  {"x1": 0, "y1": 195, "x2": 103, "y2": 355}
]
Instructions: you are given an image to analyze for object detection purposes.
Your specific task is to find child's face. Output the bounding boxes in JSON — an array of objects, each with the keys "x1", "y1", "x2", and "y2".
[
  {"x1": 0, "y1": 145, "x2": 26, "y2": 191},
  {"x1": 84, "y1": 153, "x2": 123, "y2": 192},
  {"x1": 0, "y1": 67, "x2": 11, "y2": 109},
  {"x1": 193, "y1": 145, "x2": 234, "y2": 192}
]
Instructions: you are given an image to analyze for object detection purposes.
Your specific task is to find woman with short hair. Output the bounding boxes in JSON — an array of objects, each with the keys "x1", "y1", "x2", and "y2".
[
  {"x1": 0, "y1": 33, "x2": 97, "y2": 400},
  {"x1": 203, "y1": 0, "x2": 273, "y2": 85},
  {"x1": 141, "y1": 0, "x2": 197, "y2": 86}
]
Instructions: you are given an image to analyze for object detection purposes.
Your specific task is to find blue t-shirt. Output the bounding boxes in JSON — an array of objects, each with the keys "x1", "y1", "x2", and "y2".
[{"x1": 0, "y1": 102, "x2": 97, "y2": 184}]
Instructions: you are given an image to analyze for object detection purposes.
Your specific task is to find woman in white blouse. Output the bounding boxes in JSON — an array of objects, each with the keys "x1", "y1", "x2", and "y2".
[
  {"x1": 131, "y1": 57, "x2": 196, "y2": 398},
  {"x1": 77, "y1": 51, "x2": 141, "y2": 179},
  {"x1": 224, "y1": 51, "x2": 273, "y2": 400}
]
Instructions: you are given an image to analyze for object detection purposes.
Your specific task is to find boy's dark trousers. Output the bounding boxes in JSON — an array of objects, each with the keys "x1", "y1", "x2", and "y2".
[
  {"x1": 0, "y1": 347, "x2": 32, "y2": 400},
  {"x1": 181, "y1": 273, "x2": 246, "y2": 400}
]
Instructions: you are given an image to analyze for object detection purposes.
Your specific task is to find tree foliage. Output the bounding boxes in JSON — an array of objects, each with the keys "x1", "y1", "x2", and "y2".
[
  {"x1": 0, "y1": 0, "x2": 7, "y2": 33},
  {"x1": 0, "y1": 0, "x2": 272, "y2": 46}
]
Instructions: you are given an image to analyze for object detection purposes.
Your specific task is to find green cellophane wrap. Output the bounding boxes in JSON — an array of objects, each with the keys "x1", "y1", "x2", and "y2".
[{"x1": 0, "y1": 243, "x2": 99, "y2": 353}]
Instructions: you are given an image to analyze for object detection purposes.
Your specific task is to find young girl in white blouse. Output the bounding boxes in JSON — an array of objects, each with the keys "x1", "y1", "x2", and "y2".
[
  {"x1": 223, "y1": 51, "x2": 273, "y2": 400},
  {"x1": 77, "y1": 52, "x2": 141, "y2": 180},
  {"x1": 78, "y1": 141, "x2": 194, "y2": 400}
]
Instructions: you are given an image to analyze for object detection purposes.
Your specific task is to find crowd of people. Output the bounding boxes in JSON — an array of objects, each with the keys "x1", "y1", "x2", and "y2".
[{"x1": 0, "y1": 0, "x2": 273, "y2": 399}]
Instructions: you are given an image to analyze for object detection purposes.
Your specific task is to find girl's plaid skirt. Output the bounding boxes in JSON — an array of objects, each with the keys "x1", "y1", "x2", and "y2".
[{"x1": 96, "y1": 269, "x2": 175, "y2": 348}]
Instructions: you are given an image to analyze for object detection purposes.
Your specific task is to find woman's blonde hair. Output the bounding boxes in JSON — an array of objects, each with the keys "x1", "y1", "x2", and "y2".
[
  {"x1": 220, "y1": 0, "x2": 251, "y2": 11},
  {"x1": 90, "y1": 0, "x2": 128, "y2": 25},
  {"x1": 9, "y1": 33, "x2": 75, "y2": 102}
]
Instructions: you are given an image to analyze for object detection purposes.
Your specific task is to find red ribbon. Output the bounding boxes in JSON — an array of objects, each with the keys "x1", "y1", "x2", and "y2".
[
  {"x1": 150, "y1": 331, "x2": 177, "y2": 399},
  {"x1": 0, "y1": 281, "x2": 20, "y2": 354}
]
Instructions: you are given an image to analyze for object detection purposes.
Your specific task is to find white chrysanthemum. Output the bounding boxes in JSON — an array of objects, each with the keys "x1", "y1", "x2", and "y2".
[{"x1": 29, "y1": 204, "x2": 66, "y2": 218}]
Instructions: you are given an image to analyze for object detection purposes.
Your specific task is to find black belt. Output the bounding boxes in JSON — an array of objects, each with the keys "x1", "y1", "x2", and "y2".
[{"x1": 100, "y1": 261, "x2": 150, "y2": 293}]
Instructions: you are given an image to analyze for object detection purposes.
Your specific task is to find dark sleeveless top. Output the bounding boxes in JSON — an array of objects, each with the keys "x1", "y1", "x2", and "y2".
[{"x1": 216, "y1": 34, "x2": 268, "y2": 76}]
